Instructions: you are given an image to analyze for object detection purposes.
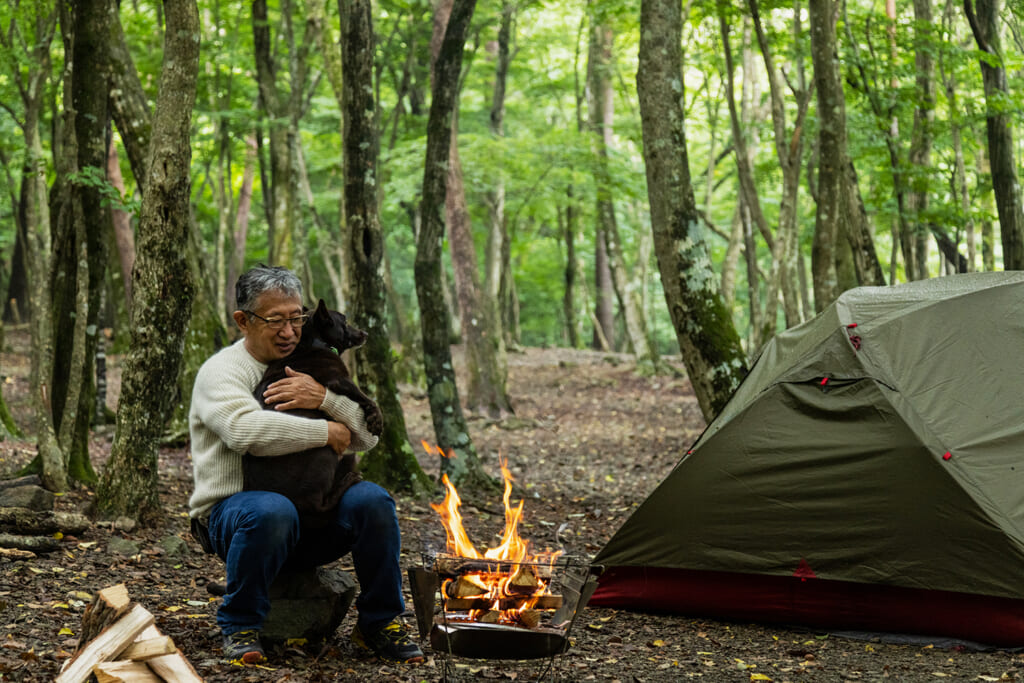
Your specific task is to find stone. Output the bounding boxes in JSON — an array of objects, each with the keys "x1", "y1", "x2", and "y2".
[
  {"x1": 158, "y1": 535, "x2": 189, "y2": 558},
  {"x1": 0, "y1": 485, "x2": 55, "y2": 511},
  {"x1": 261, "y1": 567, "x2": 356, "y2": 647},
  {"x1": 107, "y1": 537, "x2": 141, "y2": 556}
]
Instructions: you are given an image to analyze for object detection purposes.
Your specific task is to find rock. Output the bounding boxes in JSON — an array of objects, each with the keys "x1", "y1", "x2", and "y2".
[
  {"x1": 0, "y1": 485, "x2": 55, "y2": 511},
  {"x1": 113, "y1": 517, "x2": 137, "y2": 532},
  {"x1": 159, "y1": 536, "x2": 189, "y2": 558},
  {"x1": 107, "y1": 537, "x2": 141, "y2": 556},
  {"x1": 261, "y1": 567, "x2": 357, "y2": 647}
]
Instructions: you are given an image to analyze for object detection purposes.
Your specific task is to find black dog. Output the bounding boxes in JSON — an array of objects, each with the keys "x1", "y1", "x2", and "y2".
[{"x1": 242, "y1": 300, "x2": 383, "y2": 526}]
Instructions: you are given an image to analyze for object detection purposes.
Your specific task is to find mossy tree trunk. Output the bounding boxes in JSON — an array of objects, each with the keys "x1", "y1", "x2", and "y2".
[
  {"x1": 637, "y1": 0, "x2": 748, "y2": 421},
  {"x1": 340, "y1": 0, "x2": 432, "y2": 496},
  {"x1": 96, "y1": 0, "x2": 200, "y2": 522},
  {"x1": 416, "y1": 0, "x2": 494, "y2": 491}
]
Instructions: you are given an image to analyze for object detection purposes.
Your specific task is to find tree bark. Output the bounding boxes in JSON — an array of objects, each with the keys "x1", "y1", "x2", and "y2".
[
  {"x1": 340, "y1": 0, "x2": 431, "y2": 495},
  {"x1": 638, "y1": 0, "x2": 748, "y2": 421},
  {"x1": 964, "y1": 0, "x2": 1024, "y2": 269},
  {"x1": 809, "y1": 0, "x2": 842, "y2": 310},
  {"x1": 416, "y1": 0, "x2": 492, "y2": 490},
  {"x1": 588, "y1": 20, "x2": 657, "y2": 365},
  {"x1": 253, "y1": 0, "x2": 298, "y2": 268},
  {"x1": 96, "y1": 0, "x2": 199, "y2": 522}
]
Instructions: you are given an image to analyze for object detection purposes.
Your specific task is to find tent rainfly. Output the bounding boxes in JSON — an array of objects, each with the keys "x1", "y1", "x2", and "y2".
[{"x1": 591, "y1": 272, "x2": 1024, "y2": 646}]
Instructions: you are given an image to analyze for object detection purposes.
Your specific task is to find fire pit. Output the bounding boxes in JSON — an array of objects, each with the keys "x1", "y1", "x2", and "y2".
[{"x1": 409, "y1": 455, "x2": 599, "y2": 661}]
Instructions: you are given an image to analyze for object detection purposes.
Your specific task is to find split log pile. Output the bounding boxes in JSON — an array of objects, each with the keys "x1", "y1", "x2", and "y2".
[
  {"x1": 55, "y1": 583, "x2": 202, "y2": 683},
  {"x1": 0, "y1": 475, "x2": 89, "y2": 557}
]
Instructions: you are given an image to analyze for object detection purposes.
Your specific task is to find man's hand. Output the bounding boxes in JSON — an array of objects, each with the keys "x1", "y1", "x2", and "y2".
[
  {"x1": 327, "y1": 421, "x2": 352, "y2": 454},
  {"x1": 264, "y1": 367, "x2": 327, "y2": 411}
]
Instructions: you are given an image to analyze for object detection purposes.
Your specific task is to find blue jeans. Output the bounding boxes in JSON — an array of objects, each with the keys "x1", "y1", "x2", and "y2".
[{"x1": 206, "y1": 481, "x2": 405, "y2": 636}]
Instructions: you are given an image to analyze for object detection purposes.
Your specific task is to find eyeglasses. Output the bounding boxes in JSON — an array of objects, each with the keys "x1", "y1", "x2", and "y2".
[{"x1": 243, "y1": 310, "x2": 310, "y2": 330}]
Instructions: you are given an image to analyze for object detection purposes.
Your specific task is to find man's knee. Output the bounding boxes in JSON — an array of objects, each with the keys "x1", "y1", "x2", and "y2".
[
  {"x1": 224, "y1": 492, "x2": 301, "y2": 549},
  {"x1": 346, "y1": 482, "x2": 397, "y2": 529}
]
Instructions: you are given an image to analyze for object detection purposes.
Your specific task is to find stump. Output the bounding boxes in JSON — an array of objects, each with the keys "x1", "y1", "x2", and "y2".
[{"x1": 261, "y1": 567, "x2": 356, "y2": 647}]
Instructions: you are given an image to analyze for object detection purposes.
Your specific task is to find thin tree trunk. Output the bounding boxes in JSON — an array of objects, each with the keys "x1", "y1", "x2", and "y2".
[
  {"x1": 96, "y1": 0, "x2": 200, "y2": 522},
  {"x1": 340, "y1": 0, "x2": 431, "y2": 495},
  {"x1": 416, "y1": 0, "x2": 492, "y2": 490},
  {"x1": 562, "y1": 192, "x2": 579, "y2": 347},
  {"x1": 638, "y1": 0, "x2": 748, "y2": 420},
  {"x1": 433, "y1": 0, "x2": 513, "y2": 418},
  {"x1": 965, "y1": 0, "x2": 1024, "y2": 269},
  {"x1": 107, "y1": 138, "x2": 134, "y2": 310},
  {"x1": 226, "y1": 136, "x2": 257, "y2": 318}
]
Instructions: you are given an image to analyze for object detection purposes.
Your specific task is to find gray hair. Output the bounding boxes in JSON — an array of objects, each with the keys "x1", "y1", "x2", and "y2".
[{"x1": 235, "y1": 265, "x2": 303, "y2": 311}]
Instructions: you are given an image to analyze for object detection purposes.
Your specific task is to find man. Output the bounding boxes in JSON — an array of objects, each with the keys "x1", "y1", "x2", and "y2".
[{"x1": 188, "y1": 265, "x2": 423, "y2": 665}]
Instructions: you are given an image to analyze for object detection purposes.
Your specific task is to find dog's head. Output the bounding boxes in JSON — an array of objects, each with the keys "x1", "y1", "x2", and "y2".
[{"x1": 301, "y1": 299, "x2": 368, "y2": 353}]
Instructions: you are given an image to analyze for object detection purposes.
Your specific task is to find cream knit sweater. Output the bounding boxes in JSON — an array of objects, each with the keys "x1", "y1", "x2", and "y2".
[{"x1": 188, "y1": 339, "x2": 379, "y2": 520}]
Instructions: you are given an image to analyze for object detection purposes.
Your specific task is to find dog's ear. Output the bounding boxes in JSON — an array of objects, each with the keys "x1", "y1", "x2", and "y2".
[{"x1": 314, "y1": 299, "x2": 330, "y2": 320}]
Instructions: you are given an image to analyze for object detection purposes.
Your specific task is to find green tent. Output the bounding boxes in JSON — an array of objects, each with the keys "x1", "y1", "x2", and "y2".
[{"x1": 591, "y1": 272, "x2": 1024, "y2": 645}]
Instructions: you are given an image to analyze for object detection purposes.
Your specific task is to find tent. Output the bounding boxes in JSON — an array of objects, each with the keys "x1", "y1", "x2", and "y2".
[{"x1": 591, "y1": 272, "x2": 1024, "y2": 646}]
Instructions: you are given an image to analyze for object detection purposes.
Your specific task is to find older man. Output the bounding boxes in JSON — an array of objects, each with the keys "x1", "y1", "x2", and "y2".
[{"x1": 188, "y1": 265, "x2": 423, "y2": 665}]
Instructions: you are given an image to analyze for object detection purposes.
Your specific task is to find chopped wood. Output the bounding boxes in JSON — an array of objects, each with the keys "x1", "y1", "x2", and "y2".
[
  {"x1": 0, "y1": 546, "x2": 35, "y2": 559},
  {"x1": 93, "y1": 660, "x2": 162, "y2": 683},
  {"x1": 56, "y1": 603, "x2": 155, "y2": 683},
  {"x1": 79, "y1": 584, "x2": 132, "y2": 648},
  {"x1": 517, "y1": 609, "x2": 541, "y2": 629},
  {"x1": 510, "y1": 563, "x2": 539, "y2": 588},
  {"x1": 0, "y1": 507, "x2": 90, "y2": 535},
  {"x1": 477, "y1": 610, "x2": 501, "y2": 624},
  {"x1": 434, "y1": 556, "x2": 554, "y2": 579},
  {"x1": 0, "y1": 532, "x2": 59, "y2": 552},
  {"x1": 146, "y1": 651, "x2": 203, "y2": 683},
  {"x1": 119, "y1": 635, "x2": 176, "y2": 662},
  {"x1": 444, "y1": 575, "x2": 489, "y2": 598},
  {"x1": 444, "y1": 594, "x2": 563, "y2": 611}
]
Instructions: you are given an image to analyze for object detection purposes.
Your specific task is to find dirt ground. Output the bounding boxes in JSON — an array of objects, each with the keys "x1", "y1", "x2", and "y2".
[{"x1": 1, "y1": 335, "x2": 1024, "y2": 682}]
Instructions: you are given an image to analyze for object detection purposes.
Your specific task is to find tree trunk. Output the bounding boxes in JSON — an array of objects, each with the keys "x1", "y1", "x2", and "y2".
[
  {"x1": 906, "y1": 0, "x2": 936, "y2": 280},
  {"x1": 19, "y1": 8, "x2": 63, "y2": 490},
  {"x1": 965, "y1": 0, "x2": 1024, "y2": 269},
  {"x1": 107, "y1": 138, "x2": 134, "y2": 311},
  {"x1": 103, "y1": 0, "x2": 150, "y2": 191},
  {"x1": 638, "y1": 0, "x2": 748, "y2": 421},
  {"x1": 809, "y1": 0, "x2": 842, "y2": 311},
  {"x1": 562, "y1": 189, "x2": 579, "y2": 348},
  {"x1": 340, "y1": 0, "x2": 431, "y2": 495},
  {"x1": 253, "y1": 0, "x2": 298, "y2": 268},
  {"x1": 431, "y1": 0, "x2": 513, "y2": 418},
  {"x1": 416, "y1": 0, "x2": 492, "y2": 490},
  {"x1": 50, "y1": 0, "x2": 110, "y2": 486},
  {"x1": 96, "y1": 0, "x2": 199, "y2": 522}
]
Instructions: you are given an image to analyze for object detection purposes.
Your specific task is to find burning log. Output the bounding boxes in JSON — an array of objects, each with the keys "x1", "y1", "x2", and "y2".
[
  {"x1": 444, "y1": 595, "x2": 563, "y2": 611},
  {"x1": 434, "y1": 556, "x2": 554, "y2": 580}
]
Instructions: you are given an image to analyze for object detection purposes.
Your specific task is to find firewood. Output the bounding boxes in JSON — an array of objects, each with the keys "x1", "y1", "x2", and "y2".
[
  {"x1": 444, "y1": 575, "x2": 488, "y2": 598},
  {"x1": 0, "y1": 507, "x2": 90, "y2": 535},
  {"x1": 434, "y1": 556, "x2": 554, "y2": 579},
  {"x1": 517, "y1": 609, "x2": 541, "y2": 629},
  {"x1": 56, "y1": 603, "x2": 155, "y2": 683},
  {"x1": 0, "y1": 532, "x2": 59, "y2": 553},
  {"x1": 477, "y1": 610, "x2": 501, "y2": 624},
  {"x1": 444, "y1": 594, "x2": 563, "y2": 611},
  {"x1": 92, "y1": 660, "x2": 162, "y2": 683},
  {"x1": 146, "y1": 651, "x2": 203, "y2": 683},
  {"x1": 79, "y1": 584, "x2": 132, "y2": 648},
  {"x1": 510, "y1": 563, "x2": 539, "y2": 588},
  {"x1": 119, "y1": 635, "x2": 176, "y2": 661}
]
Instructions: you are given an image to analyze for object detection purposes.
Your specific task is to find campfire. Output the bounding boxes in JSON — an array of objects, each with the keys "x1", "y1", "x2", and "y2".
[{"x1": 408, "y1": 444, "x2": 599, "y2": 660}]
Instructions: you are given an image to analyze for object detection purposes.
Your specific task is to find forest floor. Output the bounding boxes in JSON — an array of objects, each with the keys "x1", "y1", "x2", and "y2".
[{"x1": 1, "y1": 332, "x2": 1024, "y2": 682}]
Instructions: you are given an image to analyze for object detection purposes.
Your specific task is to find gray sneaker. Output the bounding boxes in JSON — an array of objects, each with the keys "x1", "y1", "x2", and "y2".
[
  {"x1": 351, "y1": 619, "x2": 425, "y2": 663},
  {"x1": 222, "y1": 629, "x2": 266, "y2": 664}
]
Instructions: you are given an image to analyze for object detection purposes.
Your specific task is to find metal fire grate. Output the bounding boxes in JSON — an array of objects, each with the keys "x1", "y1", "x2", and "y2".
[{"x1": 408, "y1": 553, "x2": 600, "y2": 678}]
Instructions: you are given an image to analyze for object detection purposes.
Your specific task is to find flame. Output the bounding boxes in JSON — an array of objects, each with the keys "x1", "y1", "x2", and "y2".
[{"x1": 426, "y1": 445, "x2": 563, "y2": 626}]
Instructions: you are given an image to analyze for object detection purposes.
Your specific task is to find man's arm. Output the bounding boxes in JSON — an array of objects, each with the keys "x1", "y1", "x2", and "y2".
[
  {"x1": 192, "y1": 353, "x2": 332, "y2": 457},
  {"x1": 264, "y1": 367, "x2": 378, "y2": 452}
]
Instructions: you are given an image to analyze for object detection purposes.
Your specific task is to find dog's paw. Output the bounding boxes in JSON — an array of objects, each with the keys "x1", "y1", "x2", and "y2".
[{"x1": 365, "y1": 406, "x2": 384, "y2": 436}]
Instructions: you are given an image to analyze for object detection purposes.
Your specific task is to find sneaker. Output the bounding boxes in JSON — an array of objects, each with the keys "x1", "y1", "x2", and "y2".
[
  {"x1": 222, "y1": 629, "x2": 266, "y2": 664},
  {"x1": 351, "y1": 619, "x2": 425, "y2": 663}
]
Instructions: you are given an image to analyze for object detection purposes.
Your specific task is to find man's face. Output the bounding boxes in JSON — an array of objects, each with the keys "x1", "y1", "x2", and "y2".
[{"x1": 235, "y1": 290, "x2": 303, "y2": 364}]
